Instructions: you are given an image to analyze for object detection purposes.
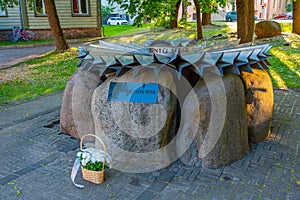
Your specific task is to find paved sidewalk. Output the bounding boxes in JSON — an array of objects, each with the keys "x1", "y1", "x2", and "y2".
[
  {"x1": 0, "y1": 89, "x2": 299, "y2": 200},
  {"x1": 0, "y1": 45, "x2": 55, "y2": 69},
  {"x1": 0, "y1": 40, "x2": 99, "y2": 70}
]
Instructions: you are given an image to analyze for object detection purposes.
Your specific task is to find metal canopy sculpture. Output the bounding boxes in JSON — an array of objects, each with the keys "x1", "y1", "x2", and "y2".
[
  {"x1": 77, "y1": 39, "x2": 272, "y2": 79},
  {"x1": 61, "y1": 39, "x2": 274, "y2": 170}
]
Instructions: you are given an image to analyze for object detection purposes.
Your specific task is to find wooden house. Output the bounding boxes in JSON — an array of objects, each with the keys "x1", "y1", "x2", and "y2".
[{"x1": 0, "y1": 0, "x2": 102, "y2": 41}]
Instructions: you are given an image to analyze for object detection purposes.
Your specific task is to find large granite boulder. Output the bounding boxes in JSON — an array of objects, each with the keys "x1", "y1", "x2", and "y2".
[
  {"x1": 187, "y1": 73, "x2": 249, "y2": 168},
  {"x1": 255, "y1": 21, "x2": 281, "y2": 39},
  {"x1": 60, "y1": 60, "x2": 102, "y2": 139},
  {"x1": 72, "y1": 70, "x2": 102, "y2": 139},
  {"x1": 92, "y1": 68, "x2": 179, "y2": 172},
  {"x1": 60, "y1": 69, "x2": 81, "y2": 139},
  {"x1": 241, "y1": 69, "x2": 274, "y2": 143}
]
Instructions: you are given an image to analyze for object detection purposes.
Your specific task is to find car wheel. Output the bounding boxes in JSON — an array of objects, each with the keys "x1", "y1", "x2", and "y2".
[
  {"x1": 117, "y1": 22, "x2": 120, "y2": 25},
  {"x1": 108, "y1": 22, "x2": 111, "y2": 25},
  {"x1": 228, "y1": 17, "x2": 232, "y2": 22}
]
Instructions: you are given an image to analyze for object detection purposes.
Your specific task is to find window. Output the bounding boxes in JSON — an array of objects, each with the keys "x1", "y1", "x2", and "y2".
[
  {"x1": 192, "y1": 13, "x2": 196, "y2": 20},
  {"x1": 35, "y1": 0, "x2": 46, "y2": 16},
  {"x1": 260, "y1": 0, "x2": 263, "y2": 5},
  {"x1": 72, "y1": 0, "x2": 90, "y2": 16},
  {"x1": 0, "y1": 6, "x2": 7, "y2": 16},
  {"x1": 273, "y1": 0, "x2": 276, "y2": 8}
]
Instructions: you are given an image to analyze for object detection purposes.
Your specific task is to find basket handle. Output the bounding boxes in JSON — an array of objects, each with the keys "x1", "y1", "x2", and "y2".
[{"x1": 80, "y1": 134, "x2": 107, "y2": 171}]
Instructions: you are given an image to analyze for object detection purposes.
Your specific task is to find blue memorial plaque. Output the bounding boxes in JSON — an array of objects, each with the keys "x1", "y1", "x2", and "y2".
[{"x1": 107, "y1": 82, "x2": 159, "y2": 104}]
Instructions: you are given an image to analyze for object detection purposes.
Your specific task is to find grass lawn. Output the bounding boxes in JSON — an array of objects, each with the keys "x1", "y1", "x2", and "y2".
[
  {"x1": 0, "y1": 22, "x2": 299, "y2": 106},
  {"x1": 0, "y1": 39, "x2": 53, "y2": 47},
  {"x1": 0, "y1": 48, "x2": 79, "y2": 105},
  {"x1": 103, "y1": 24, "x2": 152, "y2": 37}
]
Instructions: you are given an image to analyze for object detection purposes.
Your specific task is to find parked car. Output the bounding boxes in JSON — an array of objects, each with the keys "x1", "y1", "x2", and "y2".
[
  {"x1": 225, "y1": 11, "x2": 237, "y2": 22},
  {"x1": 107, "y1": 17, "x2": 128, "y2": 25},
  {"x1": 225, "y1": 11, "x2": 257, "y2": 22},
  {"x1": 287, "y1": 12, "x2": 293, "y2": 19},
  {"x1": 274, "y1": 12, "x2": 292, "y2": 20}
]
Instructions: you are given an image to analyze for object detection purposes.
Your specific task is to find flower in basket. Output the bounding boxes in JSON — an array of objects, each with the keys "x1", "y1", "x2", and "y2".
[{"x1": 77, "y1": 150, "x2": 110, "y2": 171}]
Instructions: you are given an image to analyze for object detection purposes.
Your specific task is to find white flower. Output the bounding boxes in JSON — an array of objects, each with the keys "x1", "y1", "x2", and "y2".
[
  {"x1": 84, "y1": 156, "x2": 91, "y2": 163},
  {"x1": 90, "y1": 157, "x2": 96, "y2": 163},
  {"x1": 93, "y1": 152, "x2": 104, "y2": 162},
  {"x1": 81, "y1": 160, "x2": 87, "y2": 166},
  {"x1": 76, "y1": 152, "x2": 82, "y2": 158},
  {"x1": 82, "y1": 152, "x2": 88, "y2": 159}
]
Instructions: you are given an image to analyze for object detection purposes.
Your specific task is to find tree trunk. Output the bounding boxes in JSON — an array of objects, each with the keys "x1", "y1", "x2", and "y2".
[
  {"x1": 181, "y1": 1, "x2": 188, "y2": 22},
  {"x1": 170, "y1": 0, "x2": 182, "y2": 28},
  {"x1": 237, "y1": 0, "x2": 254, "y2": 44},
  {"x1": 194, "y1": 0, "x2": 203, "y2": 40},
  {"x1": 202, "y1": 12, "x2": 211, "y2": 25},
  {"x1": 44, "y1": 0, "x2": 69, "y2": 52},
  {"x1": 97, "y1": 0, "x2": 104, "y2": 37},
  {"x1": 293, "y1": 0, "x2": 300, "y2": 35},
  {"x1": 20, "y1": 0, "x2": 29, "y2": 29}
]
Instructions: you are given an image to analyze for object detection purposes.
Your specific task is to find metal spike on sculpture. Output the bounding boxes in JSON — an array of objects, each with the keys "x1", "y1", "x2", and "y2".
[
  {"x1": 76, "y1": 39, "x2": 271, "y2": 79},
  {"x1": 62, "y1": 38, "x2": 275, "y2": 171}
]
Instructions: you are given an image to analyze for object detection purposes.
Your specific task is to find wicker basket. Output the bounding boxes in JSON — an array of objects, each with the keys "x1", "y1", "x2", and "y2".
[{"x1": 80, "y1": 134, "x2": 107, "y2": 184}]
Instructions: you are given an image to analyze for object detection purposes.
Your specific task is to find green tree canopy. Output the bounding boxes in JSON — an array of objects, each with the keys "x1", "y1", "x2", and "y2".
[
  {"x1": 109, "y1": 0, "x2": 182, "y2": 27},
  {"x1": 102, "y1": 3, "x2": 115, "y2": 19}
]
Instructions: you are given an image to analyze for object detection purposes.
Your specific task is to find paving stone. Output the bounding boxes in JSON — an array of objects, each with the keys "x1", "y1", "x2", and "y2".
[
  {"x1": 156, "y1": 184, "x2": 187, "y2": 199},
  {"x1": 187, "y1": 167, "x2": 201, "y2": 181},
  {"x1": 147, "y1": 180, "x2": 168, "y2": 192},
  {"x1": 157, "y1": 170, "x2": 176, "y2": 183},
  {"x1": 191, "y1": 185, "x2": 212, "y2": 196},
  {"x1": 0, "y1": 89, "x2": 299, "y2": 199},
  {"x1": 135, "y1": 190, "x2": 157, "y2": 200},
  {"x1": 0, "y1": 174, "x2": 19, "y2": 185},
  {"x1": 13, "y1": 166, "x2": 36, "y2": 176},
  {"x1": 30, "y1": 153, "x2": 61, "y2": 169}
]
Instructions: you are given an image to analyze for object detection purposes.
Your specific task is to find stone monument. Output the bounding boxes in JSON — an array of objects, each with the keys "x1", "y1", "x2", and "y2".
[{"x1": 61, "y1": 39, "x2": 274, "y2": 171}]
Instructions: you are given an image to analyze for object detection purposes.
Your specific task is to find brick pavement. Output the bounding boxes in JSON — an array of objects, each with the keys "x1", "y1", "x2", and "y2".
[{"x1": 0, "y1": 89, "x2": 299, "y2": 200}]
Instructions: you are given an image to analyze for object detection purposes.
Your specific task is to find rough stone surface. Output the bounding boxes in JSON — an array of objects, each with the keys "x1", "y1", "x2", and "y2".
[
  {"x1": 255, "y1": 21, "x2": 282, "y2": 39},
  {"x1": 192, "y1": 73, "x2": 249, "y2": 168},
  {"x1": 0, "y1": 89, "x2": 299, "y2": 200},
  {"x1": 241, "y1": 69, "x2": 274, "y2": 143},
  {"x1": 60, "y1": 69, "x2": 80, "y2": 139},
  {"x1": 72, "y1": 70, "x2": 102, "y2": 139},
  {"x1": 92, "y1": 68, "x2": 179, "y2": 172}
]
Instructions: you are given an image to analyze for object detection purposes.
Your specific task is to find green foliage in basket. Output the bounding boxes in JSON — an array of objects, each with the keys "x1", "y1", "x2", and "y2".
[
  {"x1": 77, "y1": 151, "x2": 109, "y2": 171},
  {"x1": 82, "y1": 161, "x2": 109, "y2": 171}
]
